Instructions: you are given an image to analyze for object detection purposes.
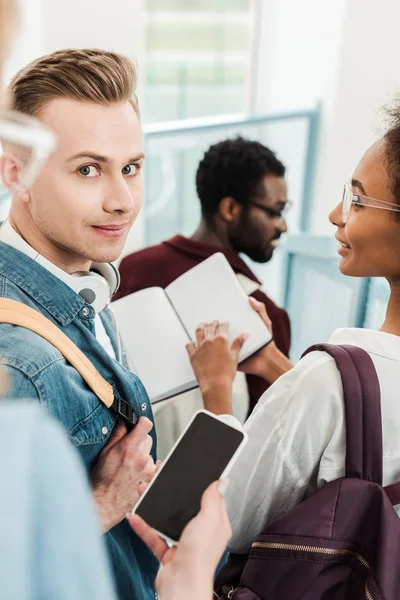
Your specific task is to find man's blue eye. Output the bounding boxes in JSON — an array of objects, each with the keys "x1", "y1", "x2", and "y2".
[
  {"x1": 122, "y1": 164, "x2": 139, "y2": 176},
  {"x1": 79, "y1": 165, "x2": 98, "y2": 177}
]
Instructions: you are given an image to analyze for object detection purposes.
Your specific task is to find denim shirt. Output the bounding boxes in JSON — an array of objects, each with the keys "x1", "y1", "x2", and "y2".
[{"x1": 0, "y1": 242, "x2": 159, "y2": 600}]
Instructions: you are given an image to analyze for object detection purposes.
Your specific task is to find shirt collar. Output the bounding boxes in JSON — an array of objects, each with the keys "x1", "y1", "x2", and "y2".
[
  {"x1": 329, "y1": 327, "x2": 400, "y2": 361},
  {"x1": 0, "y1": 241, "x2": 86, "y2": 326},
  {"x1": 0, "y1": 219, "x2": 79, "y2": 293}
]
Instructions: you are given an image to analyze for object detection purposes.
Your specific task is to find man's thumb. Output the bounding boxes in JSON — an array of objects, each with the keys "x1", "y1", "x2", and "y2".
[{"x1": 105, "y1": 421, "x2": 128, "y2": 451}]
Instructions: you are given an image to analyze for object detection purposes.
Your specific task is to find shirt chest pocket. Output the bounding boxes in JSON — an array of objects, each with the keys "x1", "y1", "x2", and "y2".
[
  {"x1": 67, "y1": 399, "x2": 116, "y2": 447},
  {"x1": 42, "y1": 363, "x2": 117, "y2": 452},
  {"x1": 67, "y1": 399, "x2": 118, "y2": 470}
]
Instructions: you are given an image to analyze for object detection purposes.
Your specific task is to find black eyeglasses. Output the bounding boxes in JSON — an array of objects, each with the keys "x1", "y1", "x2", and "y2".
[{"x1": 249, "y1": 200, "x2": 293, "y2": 224}]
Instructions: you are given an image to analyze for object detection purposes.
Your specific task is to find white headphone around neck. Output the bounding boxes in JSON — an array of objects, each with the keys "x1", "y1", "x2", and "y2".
[
  {"x1": 0, "y1": 219, "x2": 120, "y2": 313},
  {"x1": 47, "y1": 260, "x2": 120, "y2": 314}
]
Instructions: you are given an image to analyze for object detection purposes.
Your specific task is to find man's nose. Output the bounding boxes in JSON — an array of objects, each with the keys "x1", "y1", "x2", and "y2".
[
  {"x1": 103, "y1": 177, "x2": 136, "y2": 214},
  {"x1": 276, "y1": 217, "x2": 288, "y2": 235}
]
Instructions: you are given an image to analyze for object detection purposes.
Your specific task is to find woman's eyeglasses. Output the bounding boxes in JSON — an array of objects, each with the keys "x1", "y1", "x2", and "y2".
[{"x1": 342, "y1": 182, "x2": 400, "y2": 223}]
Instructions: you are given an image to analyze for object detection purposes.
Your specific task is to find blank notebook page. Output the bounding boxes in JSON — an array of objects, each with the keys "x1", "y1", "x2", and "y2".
[
  {"x1": 111, "y1": 287, "x2": 196, "y2": 402},
  {"x1": 166, "y1": 253, "x2": 272, "y2": 362}
]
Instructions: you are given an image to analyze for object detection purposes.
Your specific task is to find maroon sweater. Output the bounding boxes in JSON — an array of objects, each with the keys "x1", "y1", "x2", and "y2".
[{"x1": 115, "y1": 235, "x2": 291, "y2": 413}]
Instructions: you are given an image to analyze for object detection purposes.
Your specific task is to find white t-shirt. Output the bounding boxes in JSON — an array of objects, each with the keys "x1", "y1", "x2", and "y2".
[
  {"x1": 93, "y1": 314, "x2": 116, "y2": 361},
  {"x1": 225, "y1": 327, "x2": 400, "y2": 553}
]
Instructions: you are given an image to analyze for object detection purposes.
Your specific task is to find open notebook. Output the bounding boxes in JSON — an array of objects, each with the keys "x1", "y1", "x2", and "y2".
[{"x1": 111, "y1": 253, "x2": 272, "y2": 403}]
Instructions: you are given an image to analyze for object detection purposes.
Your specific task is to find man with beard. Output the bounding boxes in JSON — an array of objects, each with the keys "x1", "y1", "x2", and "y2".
[{"x1": 115, "y1": 136, "x2": 291, "y2": 455}]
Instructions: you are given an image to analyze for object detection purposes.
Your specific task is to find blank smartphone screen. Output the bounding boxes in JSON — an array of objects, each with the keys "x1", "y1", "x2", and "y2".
[{"x1": 135, "y1": 412, "x2": 244, "y2": 542}]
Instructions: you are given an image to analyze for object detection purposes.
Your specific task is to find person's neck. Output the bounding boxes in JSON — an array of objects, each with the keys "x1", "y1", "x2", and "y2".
[
  {"x1": 9, "y1": 210, "x2": 91, "y2": 274},
  {"x1": 190, "y1": 219, "x2": 234, "y2": 251},
  {"x1": 381, "y1": 279, "x2": 400, "y2": 336}
]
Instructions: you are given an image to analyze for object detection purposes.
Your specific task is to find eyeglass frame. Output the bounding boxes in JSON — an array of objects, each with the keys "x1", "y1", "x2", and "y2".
[
  {"x1": 248, "y1": 199, "x2": 293, "y2": 224},
  {"x1": 342, "y1": 182, "x2": 400, "y2": 223},
  {"x1": 0, "y1": 111, "x2": 56, "y2": 191}
]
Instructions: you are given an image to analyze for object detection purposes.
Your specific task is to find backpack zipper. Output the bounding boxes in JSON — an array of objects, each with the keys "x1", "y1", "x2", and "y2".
[
  {"x1": 213, "y1": 587, "x2": 238, "y2": 599},
  {"x1": 365, "y1": 586, "x2": 373, "y2": 600},
  {"x1": 252, "y1": 542, "x2": 370, "y2": 567},
  {"x1": 252, "y1": 542, "x2": 374, "y2": 599}
]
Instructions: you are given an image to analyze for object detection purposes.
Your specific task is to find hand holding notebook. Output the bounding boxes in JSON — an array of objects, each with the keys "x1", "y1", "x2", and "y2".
[{"x1": 111, "y1": 253, "x2": 273, "y2": 403}]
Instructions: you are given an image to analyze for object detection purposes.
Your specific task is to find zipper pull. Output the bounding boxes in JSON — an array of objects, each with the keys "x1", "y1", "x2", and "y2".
[{"x1": 213, "y1": 586, "x2": 237, "y2": 599}]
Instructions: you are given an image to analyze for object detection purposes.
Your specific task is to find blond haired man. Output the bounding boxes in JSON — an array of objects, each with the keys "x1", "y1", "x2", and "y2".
[{"x1": 0, "y1": 49, "x2": 158, "y2": 600}]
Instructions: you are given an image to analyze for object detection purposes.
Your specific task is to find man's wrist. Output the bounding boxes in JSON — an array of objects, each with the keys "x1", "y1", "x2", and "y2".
[{"x1": 262, "y1": 343, "x2": 293, "y2": 383}]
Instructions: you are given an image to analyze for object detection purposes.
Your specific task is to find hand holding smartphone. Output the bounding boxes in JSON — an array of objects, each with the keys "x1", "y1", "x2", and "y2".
[{"x1": 131, "y1": 410, "x2": 247, "y2": 544}]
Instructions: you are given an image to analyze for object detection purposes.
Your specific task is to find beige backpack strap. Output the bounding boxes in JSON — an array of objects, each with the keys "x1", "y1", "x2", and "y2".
[{"x1": 0, "y1": 298, "x2": 115, "y2": 408}]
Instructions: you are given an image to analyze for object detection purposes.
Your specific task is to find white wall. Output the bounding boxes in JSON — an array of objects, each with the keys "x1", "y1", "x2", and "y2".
[
  {"x1": 254, "y1": 0, "x2": 400, "y2": 234},
  {"x1": 311, "y1": 0, "x2": 400, "y2": 233},
  {"x1": 253, "y1": 0, "x2": 347, "y2": 114},
  {"x1": 4, "y1": 0, "x2": 44, "y2": 84}
]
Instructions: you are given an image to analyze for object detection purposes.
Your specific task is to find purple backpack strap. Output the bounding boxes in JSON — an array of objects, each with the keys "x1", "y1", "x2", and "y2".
[
  {"x1": 301, "y1": 343, "x2": 383, "y2": 484},
  {"x1": 384, "y1": 481, "x2": 400, "y2": 505}
]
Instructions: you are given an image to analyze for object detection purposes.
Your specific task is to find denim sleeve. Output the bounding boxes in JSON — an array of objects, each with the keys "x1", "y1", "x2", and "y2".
[
  {"x1": 1, "y1": 364, "x2": 41, "y2": 402},
  {"x1": 33, "y1": 413, "x2": 117, "y2": 600}
]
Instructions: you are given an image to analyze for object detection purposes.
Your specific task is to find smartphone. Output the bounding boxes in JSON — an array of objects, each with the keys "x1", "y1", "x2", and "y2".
[{"x1": 131, "y1": 409, "x2": 247, "y2": 544}]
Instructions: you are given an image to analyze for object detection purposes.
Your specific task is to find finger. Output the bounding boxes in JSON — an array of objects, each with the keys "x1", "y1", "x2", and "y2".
[
  {"x1": 144, "y1": 455, "x2": 157, "y2": 477},
  {"x1": 231, "y1": 333, "x2": 248, "y2": 358},
  {"x1": 204, "y1": 321, "x2": 219, "y2": 339},
  {"x1": 137, "y1": 481, "x2": 148, "y2": 497},
  {"x1": 216, "y1": 321, "x2": 229, "y2": 339},
  {"x1": 135, "y1": 416, "x2": 153, "y2": 433},
  {"x1": 195, "y1": 323, "x2": 206, "y2": 344},
  {"x1": 128, "y1": 514, "x2": 169, "y2": 562},
  {"x1": 104, "y1": 421, "x2": 128, "y2": 451},
  {"x1": 186, "y1": 341, "x2": 196, "y2": 358},
  {"x1": 137, "y1": 458, "x2": 162, "y2": 497},
  {"x1": 249, "y1": 296, "x2": 264, "y2": 311},
  {"x1": 249, "y1": 296, "x2": 270, "y2": 321},
  {"x1": 201, "y1": 480, "x2": 225, "y2": 510},
  {"x1": 137, "y1": 433, "x2": 153, "y2": 457},
  {"x1": 200, "y1": 481, "x2": 232, "y2": 536},
  {"x1": 126, "y1": 417, "x2": 153, "y2": 447},
  {"x1": 249, "y1": 297, "x2": 272, "y2": 329}
]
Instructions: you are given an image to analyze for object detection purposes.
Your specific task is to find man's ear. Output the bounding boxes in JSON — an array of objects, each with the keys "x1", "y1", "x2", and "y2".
[
  {"x1": 0, "y1": 152, "x2": 30, "y2": 202},
  {"x1": 218, "y1": 196, "x2": 242, "y2": 224}
]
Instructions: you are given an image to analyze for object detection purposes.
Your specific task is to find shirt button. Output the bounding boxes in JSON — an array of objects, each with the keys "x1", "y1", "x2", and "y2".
[
  {"x1": 102, "y1": 426, "x2": 108, "y2": 435},
  {"x1": 141, "y1": 403, "x2": 147, "y2": 412},
  {"x1": 81, "y1": 307, "x2": 90, "y2": 317}
]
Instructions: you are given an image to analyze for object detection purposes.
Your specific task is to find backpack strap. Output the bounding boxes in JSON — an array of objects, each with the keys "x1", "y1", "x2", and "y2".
[
  {"x1": 301, "y1": 343, "x2": 383, "y2": 484},
  {"x1": 0, "y1": 298, "x2": 138, "y2": 429},
  {"x1": 383, "y1": 481, "x2": 400, "y2": 506}
]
